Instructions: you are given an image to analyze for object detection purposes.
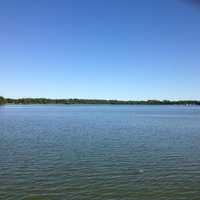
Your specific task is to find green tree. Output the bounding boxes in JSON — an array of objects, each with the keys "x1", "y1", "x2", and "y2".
[{"x1": 0, "y1": 96, "x2": 6, "y2": 105}]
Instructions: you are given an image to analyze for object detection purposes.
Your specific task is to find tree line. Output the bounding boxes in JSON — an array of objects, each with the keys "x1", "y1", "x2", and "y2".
[
  {"x1": 0, "y1": 96, "x2": 200, "y2": 105},
  {"x1": 0, "y1": 96, "x2": 7, "y2": 105}
]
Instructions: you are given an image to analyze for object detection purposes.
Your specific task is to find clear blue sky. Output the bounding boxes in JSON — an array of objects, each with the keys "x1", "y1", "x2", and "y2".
[{"x1": 0, "y1": 0, "x2": 200, "y2": 100}]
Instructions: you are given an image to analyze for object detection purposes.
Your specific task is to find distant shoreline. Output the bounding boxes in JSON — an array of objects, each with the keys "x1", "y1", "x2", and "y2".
[{"x1": 1, "y1": 97, "x2": 200, "y2": 105}]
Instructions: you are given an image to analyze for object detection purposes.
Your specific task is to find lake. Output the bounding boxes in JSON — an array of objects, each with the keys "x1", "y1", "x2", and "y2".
[{"x1": 0, "y1": 105, "x2": 200, "y2": 200}]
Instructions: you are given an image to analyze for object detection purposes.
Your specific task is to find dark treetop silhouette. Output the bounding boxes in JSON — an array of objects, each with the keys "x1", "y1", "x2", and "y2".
[{"x1": 0, "y1": 96, "x2": 200, "y2": 105}]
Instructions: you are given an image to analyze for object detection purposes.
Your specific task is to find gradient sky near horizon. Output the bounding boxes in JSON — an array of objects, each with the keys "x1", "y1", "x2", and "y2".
[{"x1": 0, "y1": 0, "x2": 200, "y2": 100}]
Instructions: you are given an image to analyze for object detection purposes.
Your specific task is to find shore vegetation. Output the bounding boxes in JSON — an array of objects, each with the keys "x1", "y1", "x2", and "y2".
[{"x1": 0, "y1": 97, "x2": 200, "y2": 105}]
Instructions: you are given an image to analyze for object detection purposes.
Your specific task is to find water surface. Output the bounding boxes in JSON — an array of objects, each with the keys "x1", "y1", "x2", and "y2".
[{"x1": 0, "y1": 105, "x2": 200, "y2": 200}]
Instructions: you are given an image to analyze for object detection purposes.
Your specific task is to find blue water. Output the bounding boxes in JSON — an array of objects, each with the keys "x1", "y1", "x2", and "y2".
[{"x1": 0, "y1": 105, "x2": 200, "y2": 200}]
